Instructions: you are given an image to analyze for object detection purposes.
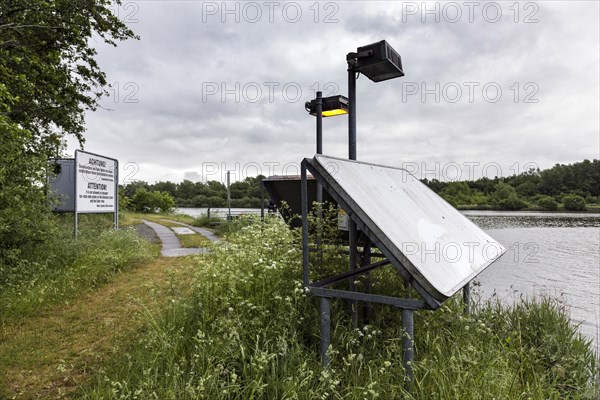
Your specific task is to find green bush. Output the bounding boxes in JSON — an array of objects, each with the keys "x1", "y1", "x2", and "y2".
[
  {"x1": 496, "y1": 196, "x2": 528, "y2": 210},
  {"x1": 537, "y1": 196, "x2": 558, "y2": 211},
  {"x1": 191, "y1": 214, "x2": 222, "y2": 229},
  {"x1": 563, "y1": 194, "x2": 587, "y2": 211},
  {"x1": 129, "y1": 188, "x2": 175, "y2": 213},
  {"x1": 585, "y1": 196, "x2": 598, "y2": 204},
  {"x1": 491, "y1": 182, "x2": 528, "y2": 210}
]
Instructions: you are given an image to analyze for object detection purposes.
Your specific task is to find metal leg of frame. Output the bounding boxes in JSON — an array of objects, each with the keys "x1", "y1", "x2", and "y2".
[
  {"x1": 348, "y1": 219, "x2": 358, "y2": 328},
  {"x1": 316, "y1": 186, "x2": 323, "y2": 273},
  {"x1": 463, "y1": 282, "x2": 470, "y2": 314},
  {"x1": 320, "y1": 296, "x2": 332, "y2": 367},
  {"x1": 301, "y1": 165, "x2": 309, "y2": 287},
  {"x1": 402, "y1": 308, "x2": 414, "y2": 383},
  {"x1": 362, "y1": 238, "x2": 372, "y2": 324},
  {"x1": 260, "y1": 183, "x2": 264, "y2": 221}
]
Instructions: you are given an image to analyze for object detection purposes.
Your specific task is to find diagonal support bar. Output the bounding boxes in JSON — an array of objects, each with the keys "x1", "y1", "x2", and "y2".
[
  {"x1": 309, "y1": 287, "x2": 430, "y2": 310},
  {"x1": 311, "y1": 259, "x2": 390, "y2": 288}
]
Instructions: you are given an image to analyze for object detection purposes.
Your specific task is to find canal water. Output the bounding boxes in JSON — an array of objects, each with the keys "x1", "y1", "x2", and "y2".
[
  {"x1": 465, "y1": 211, "x2": 600, "y2": 348},
  {"x1": 176, "y1": 207, "x2": 262, "y2": 218},
  {"x1": 178, "y1": 208, "x2": 600, "y2": 346}
]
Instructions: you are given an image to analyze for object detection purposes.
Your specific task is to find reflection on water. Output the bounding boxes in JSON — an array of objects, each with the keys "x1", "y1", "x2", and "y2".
[
  {"x1": 464, "y1": 211, "x2": 600, "y2": 229},
  {"x1": 465, "y1": 211, "x2": 600, "y2": 347},
  {"x1": 175, "y1": 207, "x2": 262, "y2": 218}
]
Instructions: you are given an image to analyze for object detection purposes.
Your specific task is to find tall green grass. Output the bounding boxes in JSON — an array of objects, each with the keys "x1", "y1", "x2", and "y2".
[
  {"x1": 0, "y1": 214, "x2": 155, "y2": 318},
  {"x1": 83, "y1": 215, "x2": 598, "y2": 399}
]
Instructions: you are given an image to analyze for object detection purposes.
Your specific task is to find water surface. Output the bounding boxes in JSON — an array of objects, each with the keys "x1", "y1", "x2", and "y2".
[{"x1": 466, "y1": 211, "x2": 600, "y2": 347}]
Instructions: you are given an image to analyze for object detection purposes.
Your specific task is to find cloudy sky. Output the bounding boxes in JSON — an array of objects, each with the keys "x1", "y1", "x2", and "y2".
[{"x1": 70, "y1": 1, "x2": 599, "y2": 184}]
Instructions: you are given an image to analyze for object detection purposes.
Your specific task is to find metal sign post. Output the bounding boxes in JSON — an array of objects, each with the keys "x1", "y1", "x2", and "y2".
[{"x1": 227, "y1": 170, "x2": 232, "y2": 221}]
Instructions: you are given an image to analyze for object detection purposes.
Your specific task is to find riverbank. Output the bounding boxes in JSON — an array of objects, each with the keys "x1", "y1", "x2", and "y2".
[
  {"x1": 455, "y1": 204, "x2": 600, "y2": 212},
  {"x1": 81, "y1": 215, "x2": 598, "y2": 399},
  {"x1": 1, "y1": 214, "x2": 597, "y2": 398}
]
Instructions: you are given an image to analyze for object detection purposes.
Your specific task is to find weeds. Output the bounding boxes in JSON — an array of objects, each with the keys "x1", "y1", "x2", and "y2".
[
  {"x1": 0, "y1": 214, "x2": 155, "y2": 319},
  {"x1": 83, "y1": 215, "x2": 598, "y2": 399}
]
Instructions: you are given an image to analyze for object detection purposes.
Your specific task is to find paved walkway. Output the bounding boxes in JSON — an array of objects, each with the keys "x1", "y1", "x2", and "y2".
[
  {"x1": 142, "y1": 220, "x2": 210, "y2": 257},
  {"x1": 164, "y1": 220, "x2": 221, "y2": 243}
]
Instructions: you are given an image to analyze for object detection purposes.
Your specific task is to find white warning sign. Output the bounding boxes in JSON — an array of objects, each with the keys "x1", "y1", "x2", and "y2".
[{"x1": 75, "y1": 150, "x2": 117, "y2": 213}]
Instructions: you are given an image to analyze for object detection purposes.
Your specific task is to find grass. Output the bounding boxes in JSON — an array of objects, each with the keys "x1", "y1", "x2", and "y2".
[
  {"x1": 0, "y1": 214, "x2": 156, "y2": 320},
  {"x1": 177, "y1": 233, "x2": 214, "y2": 248},
  {"x1": 122, "y1": 212, "x2": 217, "y2": 247},
  {"x1": 125, "y1": 212, "x2": 198, "y2": 226},
  {"x1": 81, "y1": 215, "x2": 599, "y2": 399},
  {"x1": 0, "y1": 256, "x2": 199, "y2": 399}
]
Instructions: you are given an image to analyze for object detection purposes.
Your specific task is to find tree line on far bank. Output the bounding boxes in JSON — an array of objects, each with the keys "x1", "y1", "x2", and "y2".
[
  {"x1": 423, "y1": 159, "x2": 599, "y2": 211},
  {"x1": 121, "y1": 176, "x2": 266, "y2": 213},
  {"x1": 122, "y1": 159, "x2": 599, "y2": 213}
]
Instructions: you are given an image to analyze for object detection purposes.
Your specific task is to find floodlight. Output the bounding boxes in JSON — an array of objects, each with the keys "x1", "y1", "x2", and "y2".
[
  {"x1": 305, "y1": 95, "x2": 349, "y2": 117},
  {"x1": 353, "y1": 40, "x2": 404, "y2": 82}
]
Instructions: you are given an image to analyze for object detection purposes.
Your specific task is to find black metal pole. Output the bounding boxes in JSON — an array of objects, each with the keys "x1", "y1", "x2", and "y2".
[
  {"x1": 320, "y1": 296, "x2": 332, "y2": 367},
  {"x1": 348, "y1": 59, "x2": 357, "y2": 160},
  {"x1": 463, "y1": 282, "x2": 471, "y2": 314},
  {"x1": 362, "y1": 238, "x2": 372, "y2": 323},
  {"x1": 301, "y1": 164, "x2": 309, "y2": 287},
  {"x1": 316, "y1": 91, "x2": 323, "y2": 271},
  {"x1": 316, "y1": 91, "x2": 323, "y2": 204},
  {"x1": 260, "y1": 182, "x2": 264, "y2": 221},
  {"x1": 316, "y1": 91, "x2": 323, "y2": 156},
  {"x1": 348, "y1": 56, "x2": 358, "y2": 326},
  {"x1": 226, "y1": 170, "x2": 231, "y2": 221},
  {"x1": 402, "y1": 308, "x2": 414, "y2": 383}
]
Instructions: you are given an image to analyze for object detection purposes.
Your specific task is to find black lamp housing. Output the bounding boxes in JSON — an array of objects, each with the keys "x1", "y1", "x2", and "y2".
[
  {"x1": 305, "y1": 95, "x2": 349, "y2": 117},
  {"x1": 355, "y1": 40, "x2": 404, "y2": 82}
]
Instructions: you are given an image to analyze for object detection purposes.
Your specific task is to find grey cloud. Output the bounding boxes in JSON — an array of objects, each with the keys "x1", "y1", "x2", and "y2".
[{"x1": 81, "y1": 1, "x2": 598, "y2": 183}]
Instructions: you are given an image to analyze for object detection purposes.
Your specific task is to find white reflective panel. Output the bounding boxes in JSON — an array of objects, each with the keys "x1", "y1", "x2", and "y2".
[{"x1": 313, "y1": 155, "x2": 505, "y2": 301}]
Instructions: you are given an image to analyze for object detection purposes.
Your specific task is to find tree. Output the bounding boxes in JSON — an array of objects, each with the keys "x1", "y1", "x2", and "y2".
[
  {"x1": 516, "y1": 181, "x2": 537, "y2": 197},
  {"x1": 1, "y1": 1, "x2": 137, "y2": 265},
  {"x1": 421, "y1": 178, "x2": 447, "y2": 193},
  {"x1": 122, "y1": 180, "x2": 149, "y2": 198},
  {"x1": 491, "y1": 182, "x2": 528, "y2": 210},
  {"x1": 130, "y1": 189, "x2": 175, "y2": 214},
  {"x1": 439, "y1": 182, "x2": 472, "y2": 206},
  {"x1": 152, "y1": 181, "x2": 177, "y2": 198},
  {"x1": 1, "y1": 0, "x2": 138, "y2": 143},
  {"x1": 176, "y1": 180, "x2": 197, "y2": 200},
  {"x1": 230, "y1": 181, "x2": 250, "y2": 199},
  {"x1": 536, "y1": 196, "x2": 558, "y2": 211}
]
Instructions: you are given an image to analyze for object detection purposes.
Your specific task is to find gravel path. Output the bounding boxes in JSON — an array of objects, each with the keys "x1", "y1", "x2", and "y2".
[{"x1": 132, "y1": 223, "x2": 161, "y2": 244}]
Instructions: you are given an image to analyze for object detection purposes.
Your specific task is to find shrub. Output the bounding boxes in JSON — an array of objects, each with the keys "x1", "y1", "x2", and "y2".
[
  {"x1": 537, "y1": 196, "x2": 558, "y2": 211},
  {"x1": 491, "y1": 182, "x2": 528, "y2": 210},
  {"x1": 563, "y1": 194, "x2": 587, "y2": 211},
  {"x1": 191, "y1": 214, "x2": 222, "y2": 228},
  {"x1": 129, "y1": 188, "x2": 175, "y2": 213}
]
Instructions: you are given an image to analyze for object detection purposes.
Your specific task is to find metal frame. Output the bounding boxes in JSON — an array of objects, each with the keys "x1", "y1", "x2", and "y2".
[
  {"x1": 301, "y1": 158, "x2": 432, "y2": 379},
  {"x1": 299, "y1": 40, "x2": 474, "y2": 385},
  {"x1": 47, "y1": 158, "x2": 76, "y2": 213}
]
